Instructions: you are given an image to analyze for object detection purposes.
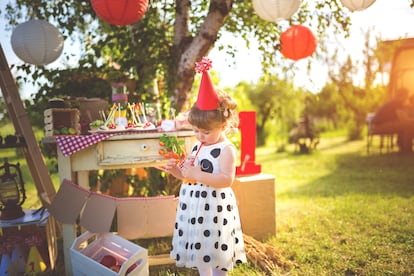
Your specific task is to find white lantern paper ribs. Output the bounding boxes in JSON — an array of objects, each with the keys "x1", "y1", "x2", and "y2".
[
  {"x1": 340, "y1": 0, "x2": 376, "y2": 11},
  {"x1": 253, "y1": 0, "x2": 302, "y2": 22},
  {"x1": 11, "y1": 19, "x2": 64, "y2": 65}
]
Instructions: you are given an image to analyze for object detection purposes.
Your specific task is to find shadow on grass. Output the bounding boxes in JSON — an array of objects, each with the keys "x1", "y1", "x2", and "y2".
[{"x1": 279, "y1": 151, "x2": 414, "y2": 198}]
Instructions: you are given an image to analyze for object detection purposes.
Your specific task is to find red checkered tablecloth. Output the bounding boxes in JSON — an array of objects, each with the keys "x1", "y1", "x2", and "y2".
[{"x1": 56, "y1": 134, "x2": 114, "y2": 156}]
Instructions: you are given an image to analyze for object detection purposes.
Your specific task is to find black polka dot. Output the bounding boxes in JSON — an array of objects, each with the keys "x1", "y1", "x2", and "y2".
[
  {"x1": 200, "y1": 159, "x2": 213, "y2": 173},
  {"x1": 212, "y1": 191, "x2": 217, "y2": 197},
  {"x1": 220, "y1": 192, "x2": 226, "y2": 199},
  {"x1": 181, "y1": 203, "x2": 187, "y2": 210},
  {"x1": 203, "y1": 255, "x2": 211, "y2": 263},
  {"x1": 201, "y1": 191, "x2": 207, "y2": 198},
  {"x1": 191, "y1": 217, "x2": 196, "y2": 224},
  {"x1": 198, "y1": 217, "x2": 204, "y2": 224},
  {"x1": 176, "y1": 254, "x2": 180, "y2": 261},
  {"x1": 195, "y1": 191, "x2": 200, "y2": 198},
  {"x1": 204, "y1": 204, "x2": 210, "y2": 211},
  {"x1": 204, "y1": 230, "x2": 210, "y2": 237},
  {"x1": 226, "y1": 204, "x2": 232, "y2": 211},
  {"x1": 213, "y1": 216, "x2": 218, "y2": 223},
  {"x1": 211, "y1": 148, "x2": 221, "y2": 158},
  {"x1": 221, "y1": 244, "x2": 228, "y2": 251},
  {"x1": 217, "y1": 205, "x2": 223, "y2": 212},
  {"x1": 223, "y1": 218, "x2": 228, "y2": 225},
  {"x1": 178, "y1": 229, "x2": 183, "y2": 236},
  {"x1": 214, "y1": 242, "x2": 219, "y2": 249},
  {"x1": 195, "y1": 243, "x2": 201, "y2": 250}
]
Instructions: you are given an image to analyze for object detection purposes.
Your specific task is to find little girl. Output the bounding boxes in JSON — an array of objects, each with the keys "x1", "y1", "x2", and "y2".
[{"x1": 163, "y1": 57, "x2": 246, "y2": 276}]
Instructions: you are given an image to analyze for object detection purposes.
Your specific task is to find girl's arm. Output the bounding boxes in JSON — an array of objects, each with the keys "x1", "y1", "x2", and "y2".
[{"x1": 182, "y1": 144, "x2": 236, "y2": 188}]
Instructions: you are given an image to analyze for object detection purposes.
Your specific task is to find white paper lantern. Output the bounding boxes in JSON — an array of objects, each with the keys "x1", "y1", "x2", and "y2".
[
  {"x1": 253, "y1": 0, "x2": 302, "y2": 22},
  {"x1": 11, "y1": 19, "x2": 64, "y2": 65},
  {"x1": 340, "y1": 0, "x2": 376, "y2": 11}
]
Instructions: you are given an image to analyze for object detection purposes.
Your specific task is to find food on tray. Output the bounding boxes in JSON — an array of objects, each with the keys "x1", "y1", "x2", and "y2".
[{"x1": 89, "y1": 119, "x2": 105, "y2": 130}]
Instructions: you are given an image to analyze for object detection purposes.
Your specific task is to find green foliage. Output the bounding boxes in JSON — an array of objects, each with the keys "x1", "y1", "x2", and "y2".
[
  {"x1": 3, "y1": 0, "x2": 354, "y2": 113},
  {"x1": 318, "y1": 29, "x2": 392, "y2": 140},
  {"x1": 233, "y1": 76, "x2": 305, "y2": 146},
  {"x1": 87, "y1": 167, "x2": 181, "y2": 197},
  {"x1": 0, "y1": 97, "x2": 10, "y2": 125}
]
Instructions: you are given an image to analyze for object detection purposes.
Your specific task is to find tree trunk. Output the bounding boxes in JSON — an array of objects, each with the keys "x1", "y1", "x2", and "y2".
[
  {"x1": 172, "y1": 0, "x2": 233, "y2": 112},
  {"x1": 257, "y1": 125, "x2": 266, "y2": 146}
]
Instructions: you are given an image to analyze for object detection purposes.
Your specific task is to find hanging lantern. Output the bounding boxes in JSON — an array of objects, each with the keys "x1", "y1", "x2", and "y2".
[
  {"x1": 280, "y1": 25, "x2": 317, "y2": 61},
  {"x1": 91, "y1": 0, "x2": 149, "y2": 26},
  {"x1": 11, "y1": 20, "x2": 64, "y2": 66},
  {"x1": 252, "y1": 0, "x2": 301, "y2": 22},
  {"x1": 340, "y1": 0, "x2": 376, "y2": 11}
]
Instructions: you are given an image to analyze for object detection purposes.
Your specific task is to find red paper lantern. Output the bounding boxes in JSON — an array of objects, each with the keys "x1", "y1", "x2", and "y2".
[
  {"x1": 280, "y1": 25, "x2": 317, "y2": 61},
  {"x1": 91, "y1": 0, "x2": 148, "y2": 26}
]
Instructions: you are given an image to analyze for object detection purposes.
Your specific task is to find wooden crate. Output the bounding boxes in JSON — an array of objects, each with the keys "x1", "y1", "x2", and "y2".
[
  {"x1": 44, "y1": 108, "x2": 80, "y2": 137},
  {"x1": 70, "y1": 231, "x2": 148, "y2": 276}
]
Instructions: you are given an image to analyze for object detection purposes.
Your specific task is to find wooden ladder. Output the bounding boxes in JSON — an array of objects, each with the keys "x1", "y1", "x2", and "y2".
[{"x1": 0, "y1": 43, "x2": 56, "y2": 207}]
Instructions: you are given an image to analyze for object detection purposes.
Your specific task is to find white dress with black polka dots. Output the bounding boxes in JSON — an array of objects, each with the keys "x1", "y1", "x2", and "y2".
[{"x1": 170, "y1": 140, "x2": 247, "y2": 271}]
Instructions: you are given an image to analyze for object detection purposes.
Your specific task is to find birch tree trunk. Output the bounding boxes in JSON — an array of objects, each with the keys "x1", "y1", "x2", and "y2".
[{"x1": 172, "y1": 0, "x2": 233, "y2": 111}]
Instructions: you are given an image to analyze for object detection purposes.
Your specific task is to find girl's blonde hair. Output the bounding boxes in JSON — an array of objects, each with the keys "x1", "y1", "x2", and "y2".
[{"x1": 188, "y1": 89, "x2": 239, "y2": 131}]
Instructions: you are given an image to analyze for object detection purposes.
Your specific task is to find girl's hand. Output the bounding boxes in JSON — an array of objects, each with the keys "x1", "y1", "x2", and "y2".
[
  {"x1": 181, "y1": 162, "x2": 199, "y2": 182},
  {"x1": 159, "y1": 158, "x2": 184, "y2": 179},
  {"x1": 164, "y1": 158, "x2": 179, "y2": 171},
  {"x1": 155, "y1": 158, "x2": 177, "y2": 172}
]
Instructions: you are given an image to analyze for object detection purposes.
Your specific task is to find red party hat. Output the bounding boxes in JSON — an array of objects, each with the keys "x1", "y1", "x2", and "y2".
[{"x1": 195, "y1": 57, "x2": 220, "y2": 110}]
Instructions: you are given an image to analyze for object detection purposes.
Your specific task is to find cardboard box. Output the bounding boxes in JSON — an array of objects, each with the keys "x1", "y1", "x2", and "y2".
[
  {"x1": 70, "y1": 231, "x2": 148, "y2": 276},
  {"x1": 44, "y1": 108, "x2": 80, "y2": 136},
  {"x1": 232, "y1": 173, "x2": 276, "y2": 240}
]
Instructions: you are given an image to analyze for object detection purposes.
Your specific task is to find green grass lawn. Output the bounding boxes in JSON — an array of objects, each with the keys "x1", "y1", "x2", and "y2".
[
  {"x1": 255, "y1": 137, "x2": 414, "y2": 275},
  {"x1": 1, "y1": 129, "x2": 413, "y2": 275}
]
